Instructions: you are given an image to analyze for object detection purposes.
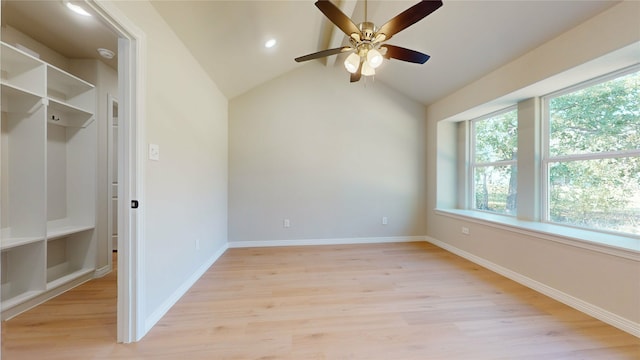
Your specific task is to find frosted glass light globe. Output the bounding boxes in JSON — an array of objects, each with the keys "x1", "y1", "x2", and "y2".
[
  {"x1": 367, "y1": 49, "x2": 383, "y2": 68},
  {"x1": 362, "y1": 61, "x2": 375, "y2": 76},
  {"x1": 344, "y1": 53, "x2": 361, "y2": 74}
]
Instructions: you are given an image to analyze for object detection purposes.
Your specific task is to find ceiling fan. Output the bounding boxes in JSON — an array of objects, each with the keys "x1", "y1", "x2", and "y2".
[{"x1": 295, "y1": 0, "x2": 443, "y2": 82}]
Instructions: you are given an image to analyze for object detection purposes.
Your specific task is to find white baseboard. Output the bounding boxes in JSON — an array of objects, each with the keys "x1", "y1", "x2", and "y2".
[
  {"x1": 144, "y1": 242, "x2": 229, "y2": 334},
  {"x1": 228, "y1": 236, "x2": 426, "y2": 248},
  {"x1": 94, "y1": 265, "x2": 112, "y2": 278},
  {"x1": 425, "y1": 236, "x2": 640, "y2": 338}
]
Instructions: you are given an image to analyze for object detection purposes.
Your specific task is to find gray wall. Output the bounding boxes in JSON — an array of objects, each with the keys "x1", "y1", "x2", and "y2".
[
  {"x1": 229, "y1": 62, "x2": 427, "y2": 243},
  {"x1": 112, "y1": 1, "x2": 229, "y2": 331}
]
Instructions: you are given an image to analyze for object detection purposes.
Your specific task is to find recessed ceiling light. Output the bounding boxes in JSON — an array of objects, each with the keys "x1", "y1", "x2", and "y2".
[
  {"x1": 65, "y1": 1, "x2": 92, "y2": 17},
  {"x1": 264, "y1": 39, "x2": 277, "y2": 49},
  {"x1": 97, "y1": 48, "x2": 115, "y2": 59}
]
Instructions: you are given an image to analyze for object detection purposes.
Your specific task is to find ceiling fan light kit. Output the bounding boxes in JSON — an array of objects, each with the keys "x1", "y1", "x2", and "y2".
[
  {"x1": 344, "y1": 53, "x2": 360, "y2": 73},
  {"x1": 295, "y1": 0, "x2": 443, "y2": 83},
  {"x1": 361, "y1": 61, "x2": 375, "y2": 77},
  {"x1": 367, "y1": 49, "x2": 383, "y2": 68}
]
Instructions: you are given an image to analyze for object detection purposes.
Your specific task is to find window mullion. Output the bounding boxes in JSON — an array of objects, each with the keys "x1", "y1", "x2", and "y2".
[
  {"x1": 517, "y1": 97, "x2": 540, "y2": 222},
  {"x1": 549, "y1": 149, "x2": 640, "y2": 163},
  {"x1": 474, "y1": 159, "x2": 517, "y2": 167}
]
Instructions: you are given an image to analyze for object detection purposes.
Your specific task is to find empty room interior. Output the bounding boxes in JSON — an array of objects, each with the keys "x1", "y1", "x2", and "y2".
[{"x1": 1, "y1": 0, "x2": 639, "y2": 359}]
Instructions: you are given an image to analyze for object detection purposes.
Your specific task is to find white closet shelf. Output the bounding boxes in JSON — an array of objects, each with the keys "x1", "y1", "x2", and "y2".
[
  {"x1": 46, "y1": 223, "x2": 94, "y2": 240},
  {"x1": 1, "y1": 42, "x2": 42, "y2": 68},
  {"x1": 0, "y1": 234, "x2": 45, "y2": 251},
  {"x1": 0, "y1": 83, "x2": 44, "y2": 113},
  {"x1": 1, "y1": 40, "x2": 97, "y2": 320},
  {"x1": 47, "y1": 64, "x2": 94, "y2": 104},
  {"x1": 0, "y1": 42, "x2": 46, "y2": 97},
  {"x1": 47, "y1": 99, "x2": 94, "y2": 127}
]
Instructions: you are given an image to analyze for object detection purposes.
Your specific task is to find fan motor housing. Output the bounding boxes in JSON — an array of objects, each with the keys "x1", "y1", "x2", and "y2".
[{"x1": 358, "y1": 22, "x2": 376, "y2": 41}]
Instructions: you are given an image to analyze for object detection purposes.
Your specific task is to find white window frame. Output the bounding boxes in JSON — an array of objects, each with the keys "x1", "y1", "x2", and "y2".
[
  {"x1": 469, "y1": 106, "x2": 518, "y2": 216},
  {"x1": 541, "y1": 65, "x2": 640, "y2": 236}
]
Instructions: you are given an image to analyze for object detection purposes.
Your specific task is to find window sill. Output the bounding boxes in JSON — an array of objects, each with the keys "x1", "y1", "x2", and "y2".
[{"x1": 434, "y1": 208, "x2": 639, "y2": 261}]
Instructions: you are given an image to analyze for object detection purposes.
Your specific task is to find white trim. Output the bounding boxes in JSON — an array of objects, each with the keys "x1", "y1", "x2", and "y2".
[
  {"x1": 106, "y1": 93, "x2": 117, "y2": 257},
  {"x1": 473, "y1": 159, "x2": 517, "y2": 168},
  {"x1": 144, "y1": 243, "x2": 228, "y2": 334},
  {"x1": 547, "y1": 149, "x2": 640, "y2": 163},
  {"x1": 228, "y1": 236, "x2": 426, "y2": 248},
  {"x1": 542, "y1": 64, "x2": 640, "y2": 101},
  {"x1": 94, "y1": 264, "x2": 111, "y2": 278},
  {"x1": 131, "y1": 31, "x2": 146, "y2": 342},
  {"x1": 425, "y1": 236, "x2": 640, "y2": 338},
  {"x1": 86, "y1": 0, "x2": 146, "y2": 343}
]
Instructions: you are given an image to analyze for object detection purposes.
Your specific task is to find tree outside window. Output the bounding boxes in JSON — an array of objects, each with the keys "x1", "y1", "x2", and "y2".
[
  {"x1": 545, "y1": 68, "x2": 639, "y2": 236},
  {"x1": 472, "y1": 108, "x2": 518, "y2": 215}
]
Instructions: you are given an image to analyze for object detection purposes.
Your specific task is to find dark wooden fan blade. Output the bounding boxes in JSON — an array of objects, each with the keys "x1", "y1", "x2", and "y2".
[
  {"x1": 316, "y1": 0, "x2": 361, "y2": 36},
  {"x1": 295, "y1": 47, "x2": 352, "y2": 62},
  {"x1": 376, "y1": 0, "x2": 443, "y2": 40},
  {"x1": 350, "y1": 62, "x2": 362, "y2": 82},
  {"x1": 382, "y1": 45, "x2": 430, "y2": 64}
]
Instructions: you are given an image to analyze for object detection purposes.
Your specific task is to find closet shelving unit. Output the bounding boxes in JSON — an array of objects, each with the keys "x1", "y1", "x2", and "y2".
[{"x1": 1, "y1": 41, "x2": 97, "y2": 319}]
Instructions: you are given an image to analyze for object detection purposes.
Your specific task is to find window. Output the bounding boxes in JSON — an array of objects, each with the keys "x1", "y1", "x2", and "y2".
[
  {"x1": 458, "y1": 66, "x2": 639, "y2": 240},
  {"x1": 543, "y1": 67, "x2": 640, "y2": 236},
  {"x1": 471, "y1": 107, "x2": 518, "y2": 215}
]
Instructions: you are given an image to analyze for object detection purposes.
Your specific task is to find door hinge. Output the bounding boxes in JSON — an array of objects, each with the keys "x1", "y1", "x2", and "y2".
[{"x1": 131, "y1": 200, "x2": 139, "y2": 209}]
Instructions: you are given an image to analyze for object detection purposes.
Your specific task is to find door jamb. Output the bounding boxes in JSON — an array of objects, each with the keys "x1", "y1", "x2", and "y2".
[{"x1": 86, "y1": 0, "x2": 146, "y2": 343}]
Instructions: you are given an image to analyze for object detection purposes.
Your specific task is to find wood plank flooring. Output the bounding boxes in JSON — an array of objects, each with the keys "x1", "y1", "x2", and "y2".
[{"x1": 2, "y1": 242, "x2": 639, "y2": 359}]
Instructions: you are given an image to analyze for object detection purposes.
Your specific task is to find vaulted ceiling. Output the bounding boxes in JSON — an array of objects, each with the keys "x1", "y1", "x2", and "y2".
[
  {"x1": 149, "y1": 0, "x2": 619, "y2": 104},
  {"x1": 2, "y1": 0, "x2": 620, "y2": 105}
]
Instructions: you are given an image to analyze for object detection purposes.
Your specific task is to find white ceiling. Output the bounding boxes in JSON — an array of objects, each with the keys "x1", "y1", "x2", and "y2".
[
  {"x1": 1, "y1": 0, "x2": 119, "y2": 69},
  {"x1": 150, "y1": 0, "x2": 620, "y2": 105},
  {"x1": 2, "y1": 1, "x2": 620, "y2": 105}
]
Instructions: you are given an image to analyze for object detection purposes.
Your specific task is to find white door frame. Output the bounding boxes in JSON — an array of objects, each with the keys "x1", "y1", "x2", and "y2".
[
  {"x1": 107, "y1": 93, "x2": 118, "y2": 255},
  {"x1": 86, "y1": 0, "x2": 145, "y2": 343}
]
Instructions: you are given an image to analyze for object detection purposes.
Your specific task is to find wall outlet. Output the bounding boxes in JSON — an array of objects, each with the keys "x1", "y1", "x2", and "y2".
[
  {"x1": 382, "y1": 216, "x2": 388, "y2": 225},
  {"x1": 283, "y1": 219, "x2": 290, "y2": 228},
  {"x1": 462, "y1": 226, "x2": 470, "y2": 235}
]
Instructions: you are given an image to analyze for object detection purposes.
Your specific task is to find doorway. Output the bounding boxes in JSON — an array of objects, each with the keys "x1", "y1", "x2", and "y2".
[{"x1": 0, "y1": 0, "x2": 141, "y2": 344}]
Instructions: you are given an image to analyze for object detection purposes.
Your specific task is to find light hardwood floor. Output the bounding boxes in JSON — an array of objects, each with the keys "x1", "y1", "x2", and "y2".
[{"x1": 2, "y1": 242, "x2": 639, "y2": 359}]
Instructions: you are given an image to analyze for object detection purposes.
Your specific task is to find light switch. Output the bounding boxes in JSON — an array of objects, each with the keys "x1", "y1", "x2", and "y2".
[{"x1": 149, "y1": 144, "x2": 160, "y2": 161}]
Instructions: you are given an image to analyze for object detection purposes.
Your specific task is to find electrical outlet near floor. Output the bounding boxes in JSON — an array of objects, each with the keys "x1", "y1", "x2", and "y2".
[
  {"x1": 283, "y1": 219, "x2": 290, "y2": 228},
  {"x1": 462, "y1": 226, "x2": 470, "y2": 235}
]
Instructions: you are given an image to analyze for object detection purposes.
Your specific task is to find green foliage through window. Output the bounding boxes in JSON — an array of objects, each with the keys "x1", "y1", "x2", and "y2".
[
  {"x1": 546, "y1": 68, "x2": 639, "y2": 236},
  {"x1": 472, "y1": 108, "x2": 518, "y2": 215},
  {"x1": 474, "y1": 165, "x2": 517, "y2": 214},
  {"x1": 548, "y1": 71, "x2": 640, "y2": 157}
]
